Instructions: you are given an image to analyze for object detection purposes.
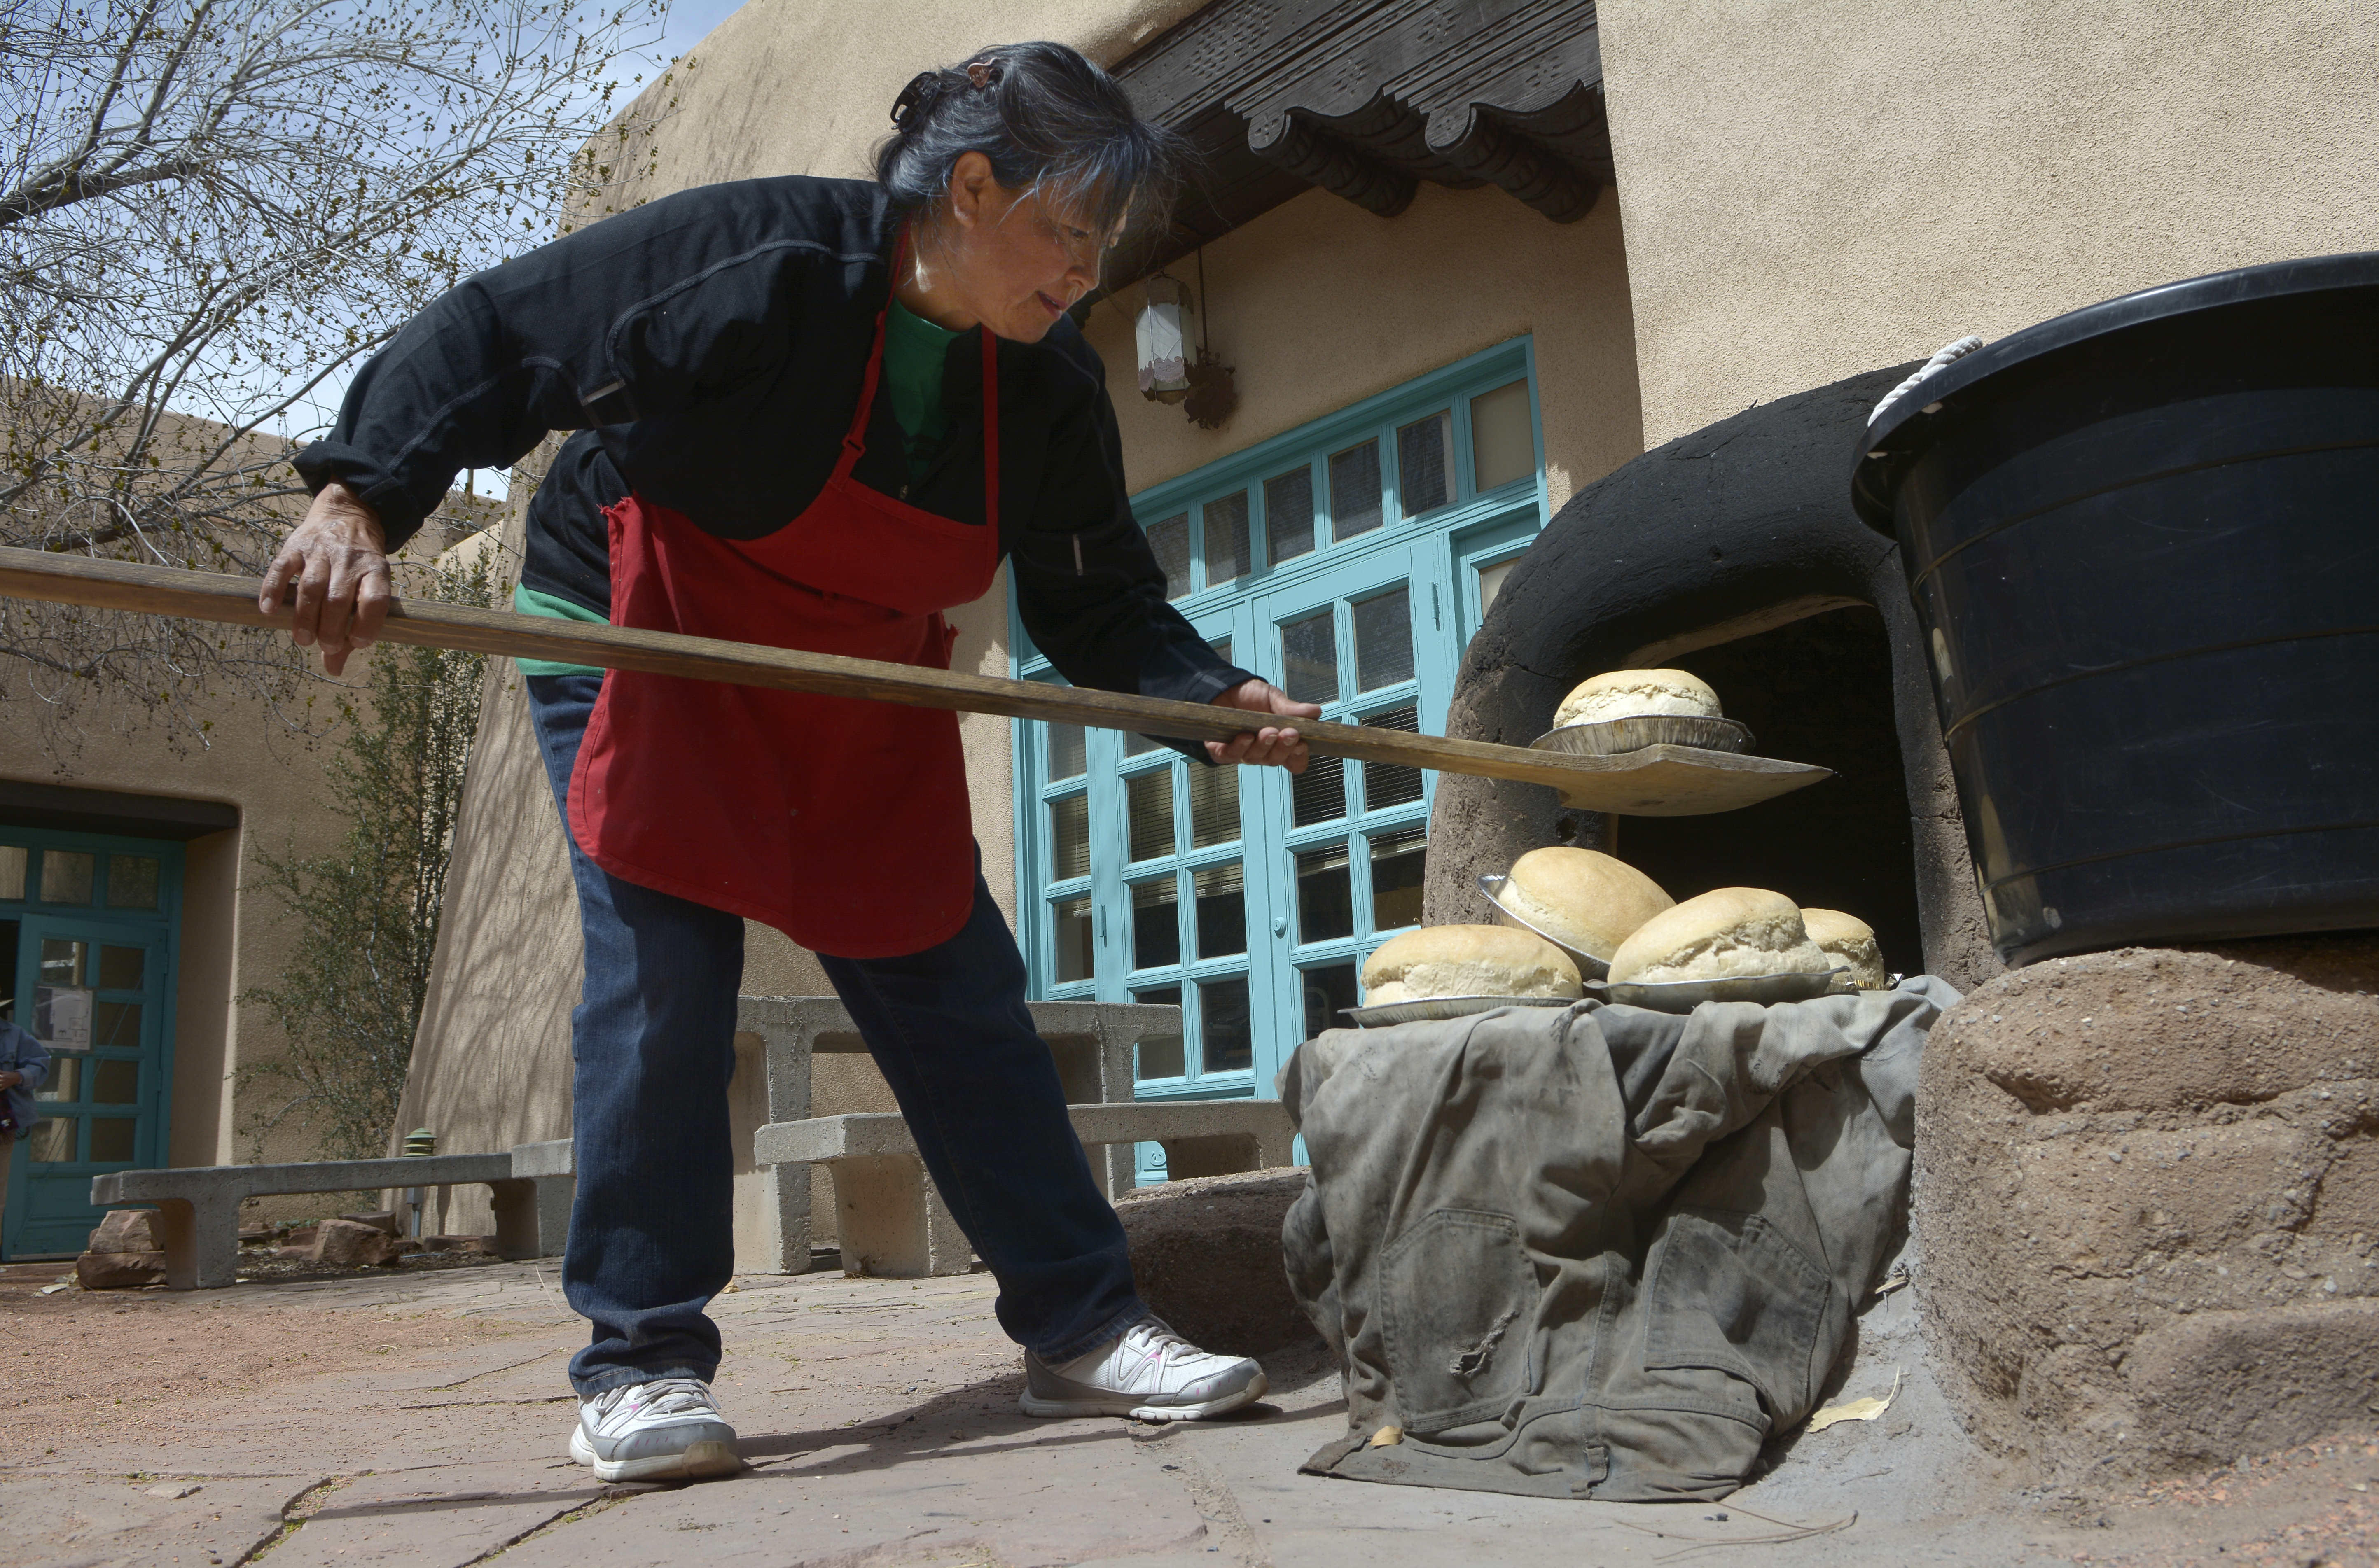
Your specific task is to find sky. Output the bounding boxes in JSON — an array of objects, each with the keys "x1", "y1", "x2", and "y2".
[{"x1": 280, "y1": 0, "x2": 755, "y2": 502}]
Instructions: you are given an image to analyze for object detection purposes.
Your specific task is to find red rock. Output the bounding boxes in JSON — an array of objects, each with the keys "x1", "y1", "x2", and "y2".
[
  {"x1": 87, "y1": 1209, "x2": 157, "y2": 1253},
  {"x1": 338, "y1": 1210, "x2": 403, "y2": 1236},
  {"x1": 76, "y1": 1251, "x2": 165, "y2": 1290},
  {"x1": 310, "y1": 1217, "x2": 404, "y2": 1267}
]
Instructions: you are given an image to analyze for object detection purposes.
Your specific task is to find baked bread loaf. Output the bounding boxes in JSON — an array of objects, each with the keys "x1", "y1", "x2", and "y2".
[
  {"x1": 1554, "y1": 668, "x2": 1721, "y2": 728},
  {"x1": 1802, "y1": 908, "x2": 1887, "y2": 989},
  {"x1": 1362, "y1": 924, "x2": 1582, "y2": 1006},
  {"x1": 1500, "y1": 848, "x2": 1674, "y2": 962},
  {"x1": 1606, "y1": 887, "x2": 1831, "y2": 985}
]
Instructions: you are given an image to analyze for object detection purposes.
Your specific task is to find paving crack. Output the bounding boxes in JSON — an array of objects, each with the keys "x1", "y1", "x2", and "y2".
[{"x1": 231, "y1": 1474, "x2": 341, "y2": 1566}]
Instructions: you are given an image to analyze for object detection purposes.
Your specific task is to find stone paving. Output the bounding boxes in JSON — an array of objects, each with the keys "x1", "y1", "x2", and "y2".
[{"x1": 5, "y1": 1257, "x2": 2373, "y2": 1566}]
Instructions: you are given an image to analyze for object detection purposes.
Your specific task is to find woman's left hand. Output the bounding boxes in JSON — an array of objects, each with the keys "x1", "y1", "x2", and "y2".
[{"x1": 1207, "y1": 679, "x2": 1321, "y2": 773}]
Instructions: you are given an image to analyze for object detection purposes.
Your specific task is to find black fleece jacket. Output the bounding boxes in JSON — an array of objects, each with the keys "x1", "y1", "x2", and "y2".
[{"x1": 294, "y1": 175, "x2": 1251, "y2": 711}]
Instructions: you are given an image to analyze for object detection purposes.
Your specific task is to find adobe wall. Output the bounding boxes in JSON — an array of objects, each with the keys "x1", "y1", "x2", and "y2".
[
  {"x1": 1083, "y1": 179, "x2": 1643, "y2": 513},
  {"x1": 1596, "y1": 0, "x2": 2379, "y2": 447}
]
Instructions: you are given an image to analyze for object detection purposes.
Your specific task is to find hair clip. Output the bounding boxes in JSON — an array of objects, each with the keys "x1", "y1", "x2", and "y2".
[
  {"x1": 965, "y1": 56, "x2": 1003, "y2": 90},
  {"x1": 891, "y1": 70, "x2": 941, "y2": 129}
]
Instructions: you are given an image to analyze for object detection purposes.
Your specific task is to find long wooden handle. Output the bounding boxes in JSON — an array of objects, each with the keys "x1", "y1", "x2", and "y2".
[{"x1": 0, "y1": 546, "x2": 1830, "y2": 813}]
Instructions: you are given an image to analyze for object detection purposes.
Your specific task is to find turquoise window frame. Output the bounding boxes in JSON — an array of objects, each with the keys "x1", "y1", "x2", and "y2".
[{"x1": 1011, "y1": 337, "x2": 1549, "y2": 1151}]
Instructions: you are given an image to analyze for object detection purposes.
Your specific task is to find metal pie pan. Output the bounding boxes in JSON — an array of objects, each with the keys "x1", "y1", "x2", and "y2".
[
  {"x1": 1476, "y1": 874, "x2": 1612, "y2": 981},
  {"x1": 1529, "y1": 715, "x2": 1755, "y2": 758},
  {"x1": 1588, "y1": 968, "x2": 1850, "y2": 1013},
  {"x1": 1343, "y1": 994, "x2": 1579, "y2": 1028}
]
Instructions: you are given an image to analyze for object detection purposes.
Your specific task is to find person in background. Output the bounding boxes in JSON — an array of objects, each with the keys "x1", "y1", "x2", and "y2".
[{"x1": 0, "y1": 1017, "x2": 51, "y2": 1255}]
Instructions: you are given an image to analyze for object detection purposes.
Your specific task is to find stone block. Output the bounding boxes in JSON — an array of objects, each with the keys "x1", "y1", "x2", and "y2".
[
  {"x1": 1115, "y1": 1169, "x2": 1319, "y2": 1356},
  {"x1": 311, "y1": 1217, "x2": 406, "y2": 1267},
  {"x1": 87, "y1": 1209, "x2": 157, "y2": 1253},
  {"x1": 77, "y1": 1251, "x2": 165, "y2": 1290},
  {"x1": 1916, "y1": 936, "x2": 2379, "y2": 1485},
  {"x1": 338, "y1": 1210, "x2": 403, "y2": 1236}
]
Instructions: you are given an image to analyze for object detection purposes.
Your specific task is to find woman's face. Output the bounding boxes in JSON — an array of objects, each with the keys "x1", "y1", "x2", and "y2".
[{"x1": 920, "y1": 151, "x2": 1111, "y2": 342}]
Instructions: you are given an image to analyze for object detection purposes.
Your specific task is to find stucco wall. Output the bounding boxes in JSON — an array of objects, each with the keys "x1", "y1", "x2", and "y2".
[
  {"x1": 1084, "y1": 180, "x2": 1642, "y2": 511},
  {"x1": 3, "y1": 648, "x2": 365, "y2": 1193},
  {"x1": 1598, "y1": 0, "x2": 2379, "y2": 447}
]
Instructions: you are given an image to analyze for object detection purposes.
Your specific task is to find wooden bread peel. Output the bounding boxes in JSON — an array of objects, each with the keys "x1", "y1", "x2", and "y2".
[{"x1": 0, "y1": 547, "x2": 1830, "y2": 817}]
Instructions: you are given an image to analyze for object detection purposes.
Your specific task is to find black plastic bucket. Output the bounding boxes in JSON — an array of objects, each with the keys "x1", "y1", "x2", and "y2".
[{"x1": 1852, "y1": 252, "x2": 2379, "y2": 966}]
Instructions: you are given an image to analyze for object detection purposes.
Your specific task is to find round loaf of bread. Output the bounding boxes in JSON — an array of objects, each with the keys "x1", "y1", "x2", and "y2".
[
  {"x1": 1606, "y1": 887, "x2": 1830, "y2": 985},
  {"x1": 1801, "y1": 908, "x2": 1887, "y2": 989},
  {"x1": 1500, "y1": 848, "x2": 1674, "y2": 962},
  {"x1": 1554, "y1": 668, "x2": 1721, "y2": 728},
  {"x1": 1361, "y1": 924, "x2": 1582, "y2": 1006}
]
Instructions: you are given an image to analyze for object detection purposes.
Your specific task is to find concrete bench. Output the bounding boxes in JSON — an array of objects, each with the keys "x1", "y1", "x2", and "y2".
[
  {"x1": 732, "y1": 997, "x2": 1181, "y2": 1274},
  {"x1": 751, "y1": 1099, "x2": 1298, "y2": 1278},
  {"x1": 88, "y1": 1143, "x2": 572, "y2": 1290}
]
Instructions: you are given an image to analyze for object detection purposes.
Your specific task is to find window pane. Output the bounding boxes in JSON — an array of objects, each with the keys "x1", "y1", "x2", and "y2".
[
  {"x1": 89, "y1": 1116, "x2": 136, "y2": 1162},
  {"x1": 1353, "y1": 587, "x2": 1414, "y2": 692},
  {"x1": 106, "y1": 856, "x2": 160, "y2": 910},
  {"x1": 39, "y1": 851, "x2": 93, "y2": 904},
  {"x1": 1203, "y1": 492, "x2": 1249, "y2": 586},
  {"x1": 1187, "y1": 762, "x2": 1239, "y2": 848},
  {"x1": 1193, "y1": 862, "x2": 1246, "y2": 959},
  {"x1": 1050, "y1": 794, "x2": 1090, "y2": 881},
  {"x1": 40, "y1": 938, "x2": 86, "y2": 987},
  {"x1": 1328, "y1": 441, "x2": 1383, "y2": 541},
  {"x1": 1264, "y1": 466, "x2": 1314, "y2": 564},
  {"x1": 1127, "y1": 770, "x2": 1175, "y2": 861},
  {"x1": 94, "y1": 1001, "x2": 141, "y2": 1050},
  {"x1": 1302, "y1": 961, "x2": 1360, "y2": 1038},
  {"x1": 1361, "y1": 706, "x2": 1426, "y2": 810},
  {"x1": 93, "y1": 1058, "x2": 138, "y2": 1104},
  {"x1": 1477, "y1": 557, "x2": 1517, "y2": 621},
  {"x1": 1397, "y1": 411, "x2": 1452, "y2": 516},
  {"x1": 1281, "y1": 609, "x2": 1337, "y2": 706},
  {"x1": 1294, "y1": 754, "x2": 1346, "y2": 826},
  {"x1": 1053, "y1": 896, "x2": 1095, "y2": 983},
  {"x1": 1369, "y1": 826, "x2": 1428, "y2": 932},
  {"x1": 1124, "y1": 731, "x2": 1162, "y2": 756},
  {"x1": 1209, "y1": 635, "x2": 1232, "y2": 666},
  {"x1": 1199, "y1": 976, "x2": 1252, "y2": 1073},
  {"x1": 1471, "y1": 380, "x2": 1535, "y2": 492},
  {"x1": 1146, "y1": 512, "x2": 1191, "y2": 600},
  {"x1": 1045, "y1": 721, "x2": 1086, "y2": 782},
  {"x1": 35, "y1": 1057, "x2": 78, "y2": 1101},
  {"x1": 1134, "y1": 986, "x2": 1185, "y2": 1079},
  {"x1": 98, "y1": 945, "x2": 143, "y2": 991},
  {"x1": 1132, "y1": 878, "x2": 1182, "y2": 970},
  {"x1": 0, "y1": 845, "x2": 24, "y2": 901},
  {"x1": 27, "y1": 1117, "x2": 75, "y2": 1162},
  {"x1": 1297, "y1": 845, "x2": 1354, "y2": 943}
]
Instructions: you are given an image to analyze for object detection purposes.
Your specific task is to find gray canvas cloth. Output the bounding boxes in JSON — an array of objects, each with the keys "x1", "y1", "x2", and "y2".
[{"x1": 1281, "y1": 978, "x2": 1959, "y2": 1502}]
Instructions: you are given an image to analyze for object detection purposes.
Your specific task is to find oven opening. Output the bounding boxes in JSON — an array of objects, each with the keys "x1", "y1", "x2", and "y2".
[{"x1": 1614, "y1": 604, "x2": 1923, "y2": 978}]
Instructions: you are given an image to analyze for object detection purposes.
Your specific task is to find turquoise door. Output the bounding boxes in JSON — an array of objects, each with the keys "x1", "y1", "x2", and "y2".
[{"x1": 1, "y1": 834, "x2": 182, "y2": 1259}]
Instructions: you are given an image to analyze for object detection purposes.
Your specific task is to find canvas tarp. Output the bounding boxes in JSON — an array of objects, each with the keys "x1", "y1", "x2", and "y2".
[{"x1": 1281, "y1": 978, "x2": 1959, "y2": 1502}]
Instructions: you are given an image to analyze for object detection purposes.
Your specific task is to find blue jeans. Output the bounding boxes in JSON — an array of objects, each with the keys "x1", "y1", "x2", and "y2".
[{"x1": 526, "y1": 673, "x2": 1144, "y2": 1395}]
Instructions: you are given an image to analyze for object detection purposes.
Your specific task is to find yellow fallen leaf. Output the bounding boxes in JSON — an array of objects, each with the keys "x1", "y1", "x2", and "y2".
[
  {"x1": 1369, "y1": 1426, "x2": 1404, "y2": 1448},
  {"x1": 1807, "y1": 1368, "x2": 1901, "y2": 1433}
]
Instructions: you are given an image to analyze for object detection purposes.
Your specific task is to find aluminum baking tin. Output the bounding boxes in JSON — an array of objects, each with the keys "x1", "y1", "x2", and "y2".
[
  {"x1": 1589, "y1": 968, "x2": 1850, "y2": 1013},
  {"x1": 1343, "y1": 995, "x2": 1579, "y2": 1028},
  {"x1": 1476, "y1": 873, "x2": 1612, "y2": 980},
  {"x1": 1528, "y1": 715, "x2": 1755, "y2": 758}
]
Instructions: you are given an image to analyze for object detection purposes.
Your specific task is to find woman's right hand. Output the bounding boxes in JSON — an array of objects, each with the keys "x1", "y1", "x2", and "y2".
[{"x1": 260, "y1": 482, "x2": 391, "y2": 677}]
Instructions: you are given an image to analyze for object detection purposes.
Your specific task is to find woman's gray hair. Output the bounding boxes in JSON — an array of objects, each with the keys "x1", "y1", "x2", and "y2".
[{"x1": 876, "y1": 41, "x2": 1183, "y2": 241}]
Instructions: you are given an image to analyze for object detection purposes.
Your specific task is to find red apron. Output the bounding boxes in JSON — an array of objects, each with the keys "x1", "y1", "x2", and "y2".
[{"x1": 568, "y1": 271, "x2": 1001, "y2": 959}]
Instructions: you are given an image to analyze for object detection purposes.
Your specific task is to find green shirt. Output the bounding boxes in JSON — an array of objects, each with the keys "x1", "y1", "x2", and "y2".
[{"x1": 513, "y1": 300, "x2": 965, "y2": 677}]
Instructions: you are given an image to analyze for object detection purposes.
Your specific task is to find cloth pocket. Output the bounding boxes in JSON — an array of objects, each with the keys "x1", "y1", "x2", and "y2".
[
  {"x1": 1643, "y1": 1206, "x2": 1830, "y2": 1422},
  {"x1": 1380, "y1": 1208, "x2": 1539, "y2": 1433}
]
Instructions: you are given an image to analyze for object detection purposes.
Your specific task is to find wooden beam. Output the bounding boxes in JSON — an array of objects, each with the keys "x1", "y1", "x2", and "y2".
[{"x1": 0, "y1": 547, "x2": 1830, "y2": 817}]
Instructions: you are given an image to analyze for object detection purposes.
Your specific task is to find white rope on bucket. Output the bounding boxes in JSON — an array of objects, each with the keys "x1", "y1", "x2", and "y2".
[{"x1": 1868, "y1": 335, "x2": 1986, "y2": 427}]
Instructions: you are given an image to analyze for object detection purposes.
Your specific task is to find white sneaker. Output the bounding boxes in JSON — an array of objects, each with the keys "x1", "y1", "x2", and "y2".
[
  {"x1": 1019, "y1": 1315, "x2": 1269, "y2": 1422},
  {"x1": 566, "y1": 1376, "x2": 743, "y2": 1482}
]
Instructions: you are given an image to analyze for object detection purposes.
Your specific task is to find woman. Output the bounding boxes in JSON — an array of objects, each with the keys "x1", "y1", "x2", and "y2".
[{"x1": 264, "y1": 43, "x2": 1320, "y2": 1484}]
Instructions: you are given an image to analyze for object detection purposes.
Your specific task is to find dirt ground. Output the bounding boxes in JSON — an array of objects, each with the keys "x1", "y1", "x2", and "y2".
[{"x1": 7, "y1": 1256, "x2": 2377, "y2": 1567}]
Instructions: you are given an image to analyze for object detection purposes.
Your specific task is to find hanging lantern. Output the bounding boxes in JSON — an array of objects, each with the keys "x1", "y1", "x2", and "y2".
[{"x1": 1135, "y1": 273, "x2": 1194, "y2": 404}]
